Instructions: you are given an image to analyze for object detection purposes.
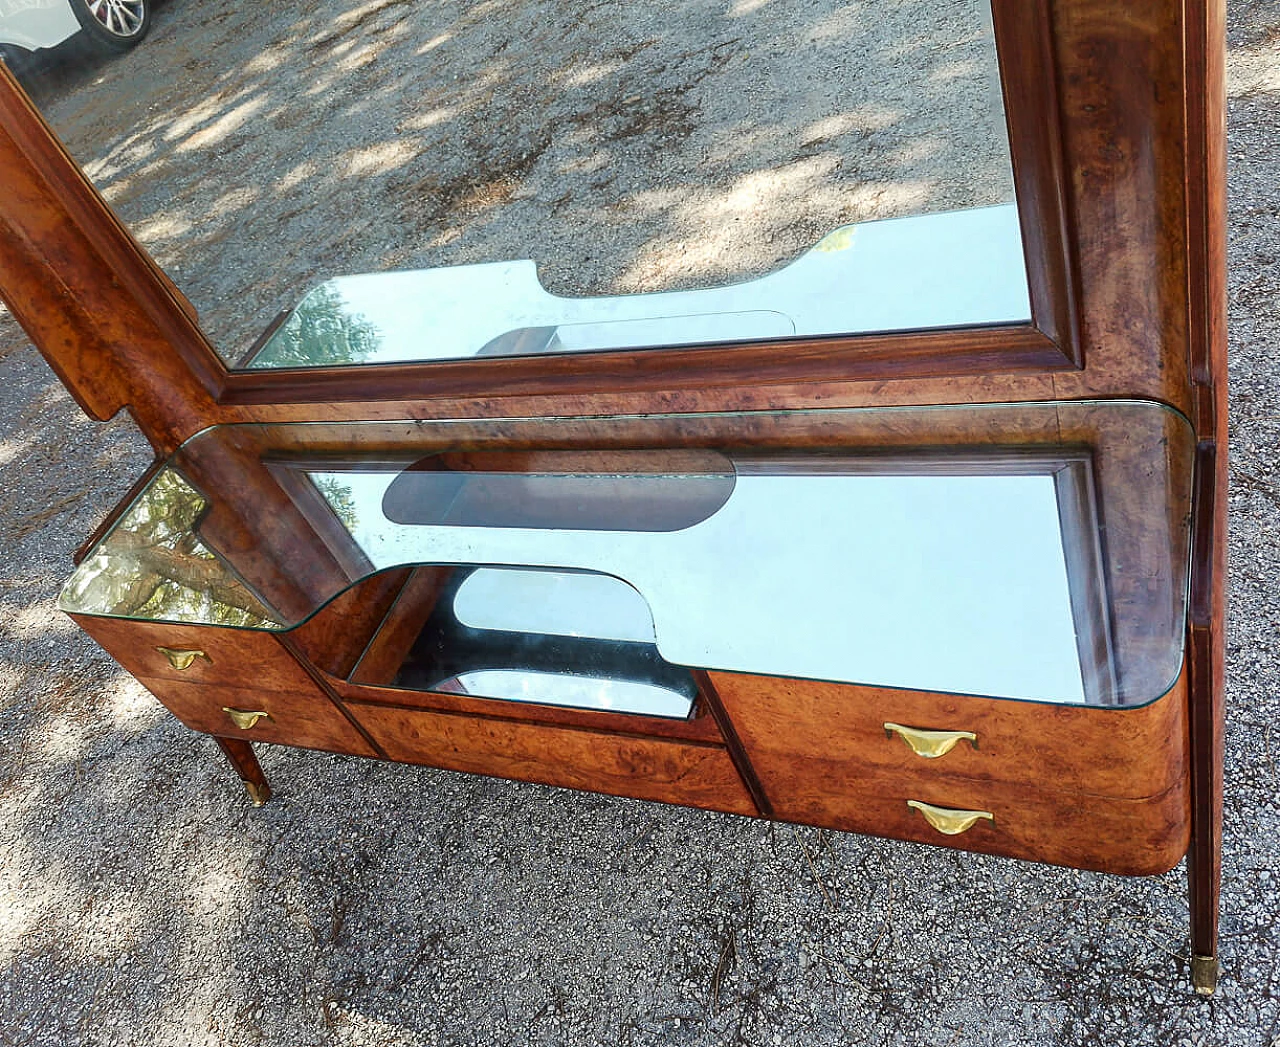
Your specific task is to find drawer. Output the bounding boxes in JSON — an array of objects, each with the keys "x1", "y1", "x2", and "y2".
[
  {"x1": 138, "y1": 676, "x2": 378, "y2": 757},
  {"x1": 346, "y1": 699, "x2": 758, "y2": 816},
  {"x1": 773, "y1": 773, "x2": 1189, "y2": 876},
  {"x1": 72, "y1": 614, "x2": 318, "y2": 694},
  {"x1": 709, "y1": 671, "x2": 1188, "y2": 800}
]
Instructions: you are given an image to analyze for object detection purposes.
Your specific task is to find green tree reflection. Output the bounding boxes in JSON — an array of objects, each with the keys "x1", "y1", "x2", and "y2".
[
  {"x1": 60, "y1": 471, "x2": 279, "y2": 628},
  {"x1": 248, "y1": 284, "x2": 383, "y2": 368}
]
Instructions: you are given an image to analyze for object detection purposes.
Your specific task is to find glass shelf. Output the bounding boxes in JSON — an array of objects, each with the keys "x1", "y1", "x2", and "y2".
[
  {"x1": 60, "y1": 400, "x2": 1195, "y2": 708},
  {"x1": 239, "y1": 206, "x2": 1029, "y2": 369}
]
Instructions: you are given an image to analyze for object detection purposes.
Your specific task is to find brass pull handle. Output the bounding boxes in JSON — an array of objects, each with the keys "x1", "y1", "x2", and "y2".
[
  {"x1": 884, "y1": 722, "x2": 977, "y2": 759},
  {"x1": 907, "y1": 800, "x2": 994, "y2": 836},
  {"x1": 222, "y1": 708, "x2": 271, "y2": 731},
  {"x1": 156, "y1": 647, "x2": 210, "y2": 671}
]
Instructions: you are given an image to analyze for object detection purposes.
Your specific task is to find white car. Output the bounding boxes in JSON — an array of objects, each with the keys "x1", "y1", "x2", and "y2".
[{"x1": 0, "y1": 0, "x2": 149, "y2": 62}]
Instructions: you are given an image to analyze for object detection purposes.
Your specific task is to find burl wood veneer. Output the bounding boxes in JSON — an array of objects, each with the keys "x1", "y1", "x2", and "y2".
[{"x1": 0, "y1": 0, "x2": 1227, "y2": 994}]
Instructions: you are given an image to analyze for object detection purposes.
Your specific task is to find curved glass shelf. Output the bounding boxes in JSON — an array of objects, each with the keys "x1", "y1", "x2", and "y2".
[{"x1": 60, "y1": 401, "x2": 1195, "y2": 708}]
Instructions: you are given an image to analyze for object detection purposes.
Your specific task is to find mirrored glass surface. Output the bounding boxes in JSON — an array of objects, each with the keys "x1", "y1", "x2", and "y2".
[
  {"x1": 387, "y1": 566, "x2": 698, "y2": 719},
  {"x1": 59, "y1": 401, "x2": 1194, "y2": 707},
  {"x1": 14, "y1": 0, "x2": 1022, "y2": 366}
]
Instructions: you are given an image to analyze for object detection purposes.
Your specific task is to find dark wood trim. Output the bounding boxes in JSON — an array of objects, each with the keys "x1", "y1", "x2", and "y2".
[
  {"x1": 693, "y1": 671, "x2": 774, "y2": 818},
  {"x1": 276, "y1": 633, "x2": 390, "y2": 760},
  {"x1": 1182, "y1": 0, "x2": 1227, "y2": 986},
  {"x1": 213, "y1": 737, "x2": 270, "y2": 799},
  {"x1": 991, "y1": 0, "x2": 1082, "y2": 366},
  {"x1": 235, "y1": 309, "x2": 292, "y2": 370},
  {"x1": 219, "y1": 325, "x2": 1071, "y2": 406},
  {"x1": 1186, "y1": 438, "x2": 1223, "y2": 975}
]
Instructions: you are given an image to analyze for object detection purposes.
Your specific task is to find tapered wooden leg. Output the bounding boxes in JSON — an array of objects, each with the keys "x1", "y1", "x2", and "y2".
[
  {"x1": 213, "y1": 736, "x2": 272, "y2": 806},
  {"x1": 1186, "y1": 438, "x2": 1226, "y2": 996},
  {"x1": 1186, "y1": 623, "x2": 1223, "y2": 995}
]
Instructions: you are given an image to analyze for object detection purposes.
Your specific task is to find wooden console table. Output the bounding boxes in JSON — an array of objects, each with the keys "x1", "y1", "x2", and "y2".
[
  {"x1": 60, "y1": 401, "x2": 1196, "y2": 877},
  {"x1": 0, "y1": 0, "x2": 1227, "y2": 994}
]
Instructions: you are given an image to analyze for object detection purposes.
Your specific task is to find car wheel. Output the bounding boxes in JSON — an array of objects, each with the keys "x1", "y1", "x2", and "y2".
[{"x1": 71, "y1": 0, "x2": 150, "y2": 53}]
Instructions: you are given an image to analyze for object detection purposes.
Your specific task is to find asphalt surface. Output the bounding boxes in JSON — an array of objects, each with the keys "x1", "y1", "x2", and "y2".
[{"x1": 0, "y1": 1, "x2": 1277, "y2": 1044}]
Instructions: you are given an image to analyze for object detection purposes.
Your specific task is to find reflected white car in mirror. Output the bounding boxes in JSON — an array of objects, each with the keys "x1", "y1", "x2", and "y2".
[{"x1": 0, "y1": 0, "x2": 148, "y2": 61}]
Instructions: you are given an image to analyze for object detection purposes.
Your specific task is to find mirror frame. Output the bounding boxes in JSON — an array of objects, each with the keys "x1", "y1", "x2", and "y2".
[{"x1": 2, "y1": 0, "x2": 1199, "y2": 440}]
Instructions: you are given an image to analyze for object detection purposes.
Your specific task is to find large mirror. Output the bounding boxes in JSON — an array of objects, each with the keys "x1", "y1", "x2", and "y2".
[{"x1": 8, "y1": 0, "x2": 1025, "y2": 369}]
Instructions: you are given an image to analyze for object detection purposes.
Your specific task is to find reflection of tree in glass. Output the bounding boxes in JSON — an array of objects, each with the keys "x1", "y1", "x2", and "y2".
[
  {"x1": 60, "y1": 470, "x2": 279, "y2": 628},
  {"x1": 313, "y1": 476, "x2": 359, "y2": 533},
  {"x1": 249, "y1": 284, "x2": 383, "y2": 368}
]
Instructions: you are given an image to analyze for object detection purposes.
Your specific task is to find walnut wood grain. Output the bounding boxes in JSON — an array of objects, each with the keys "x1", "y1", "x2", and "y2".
[
  {"x1": 0, "y1": 64, "x2": 236, "y2": 452},
  {"x1": 772, "y1": 774, "x2": 1188, "y2": 877},
  {"x1": 346, "y1": 701, "x2": 757, "y2": 815},
  {"x1": 71, "y1": 614, "x2": 316, "y2": 694},
  {"x1": 286, "y1": 568, "x2": 411, "y2": 679},
  {"x1": 337, "y1": 681, "x2": 724, "y2": 745},
  {"x1": 137, "y1": 675, "x2": 377, "y2": 757},
  {"x1": 176, "y1": 427, "x2": 358, "y2": 621},
  {"x1": 348, "y1": 567, "x2": 457, "y2": 686},
  {"x1": 708, "y1": 672, "x2": 1189, "y2": 802}
]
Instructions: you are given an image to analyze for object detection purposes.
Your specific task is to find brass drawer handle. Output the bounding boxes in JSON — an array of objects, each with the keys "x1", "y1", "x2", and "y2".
[
  {"x1": 907, "y1": 800, "x2": 994, "y2": 836},
  {"x1": 222, "y1": 708, "x2": 271, "y2": 731},
  {"x1": 156, "y1": 647, "x2": 210, "y2": 671},
  {"x1": 884, "y1": 722, "x2": 977, "y2": 759}
]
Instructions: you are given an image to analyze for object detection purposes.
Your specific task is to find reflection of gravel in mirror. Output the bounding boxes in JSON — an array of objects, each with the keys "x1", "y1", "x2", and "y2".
[{"x1": 21, "y1": 0, "x2": 1013, "y2": 362}]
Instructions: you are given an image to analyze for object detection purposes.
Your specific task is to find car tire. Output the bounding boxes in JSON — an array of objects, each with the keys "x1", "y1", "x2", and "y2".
[{"x1": 71, "y1": 0, "x2": 150, "y2": 53}]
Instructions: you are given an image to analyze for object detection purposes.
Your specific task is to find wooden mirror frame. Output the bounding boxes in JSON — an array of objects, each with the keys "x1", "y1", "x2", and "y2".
[
  {"x1": 0, "y1": 0, "x2": 1227, "y2": 992},
  {"x1": 0, "y1": 0, "x2": 1222, "y2": 442}
]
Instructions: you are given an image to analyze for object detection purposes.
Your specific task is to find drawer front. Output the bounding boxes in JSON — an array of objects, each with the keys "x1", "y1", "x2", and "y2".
[
  {"x1": 72, "y1": 614, "x2": 317, "y2": 693},
  {"x1": 709, "y1": 671, "x2": 1188, "y2": 800},
  {"x1": 347, "y1": 700, "x2": 757, "y2": 816},
  {"x1": 770, "y1": 772, "x2": 1189, "y2": 876},
  {"x1": 139, "y1": 676, "x2": 378, "y2": 757}
]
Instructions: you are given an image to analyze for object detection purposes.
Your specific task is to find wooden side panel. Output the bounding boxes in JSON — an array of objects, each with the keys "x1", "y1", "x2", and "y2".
[
  {"x1": 287, "y1": 568, "x2": 411, "y2": 679},
  {"x1": 137, "y1": 676, "x2": 376, "y2": 757},
  {"x1": 709, "y1": 671, "x2": 1188, "y2": 801},
  {"x1": 348, "y1": 567, "x2": 456, "y2": 686},
  {"x1": 346, "y1": 701, "x2": 757, "y2": 816},
  {"x1": 0, "y1": 64, "x2": 235, "y2": 451}
]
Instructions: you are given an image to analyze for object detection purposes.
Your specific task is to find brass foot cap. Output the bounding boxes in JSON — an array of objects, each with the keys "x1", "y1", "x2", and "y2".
[
  {"x1": 243, "y1": 781, "x2": 272, "y2": 807},
  {"x1": 1191, "y1": 954, "x2": 1218, "y2": 996}
]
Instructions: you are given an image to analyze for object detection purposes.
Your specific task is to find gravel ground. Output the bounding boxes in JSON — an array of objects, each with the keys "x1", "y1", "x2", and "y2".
[{"x1": 0, "y1": 1, "x2": 1277, "y2": 1044}]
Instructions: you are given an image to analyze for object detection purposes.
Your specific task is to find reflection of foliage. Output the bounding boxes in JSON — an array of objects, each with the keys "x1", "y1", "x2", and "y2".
[
  {"x1": 313, "y1": 475, "x2": 359, "y2": 533},
  {"x1": 249, "y1": 284, "x2": 383, "y2": 368},
  {"x1": 59, "y1": 471, "x2": 279, "y2": 628}
]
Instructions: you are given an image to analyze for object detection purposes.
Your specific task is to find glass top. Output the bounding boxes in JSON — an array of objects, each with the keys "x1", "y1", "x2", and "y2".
[{"x1": 60, "y1": 401, "x2": 1195, "y2": 708}]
